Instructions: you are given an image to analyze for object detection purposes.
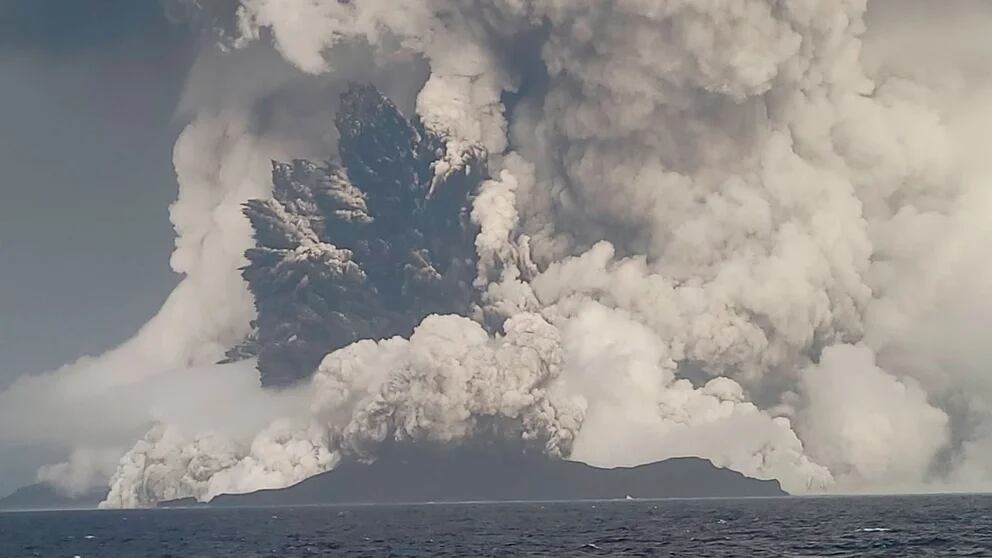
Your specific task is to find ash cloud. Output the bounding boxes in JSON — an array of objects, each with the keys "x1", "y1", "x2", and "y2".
[
  {"x1": 234, "y1": 84, "x2": 483, "y2": 386},
  {"x1": 5, "y1": 0, "x2": 992, "y2": 505}
]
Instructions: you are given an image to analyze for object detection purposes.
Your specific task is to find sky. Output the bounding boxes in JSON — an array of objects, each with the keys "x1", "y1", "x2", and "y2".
[{"x1": 0, "y1": 1, "x2": 195, "y2": 388}]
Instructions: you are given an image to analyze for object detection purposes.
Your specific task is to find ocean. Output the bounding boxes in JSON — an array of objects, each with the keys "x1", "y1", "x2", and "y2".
[{"x1": 1, "y1": 495, "x2": 990, "y2": 557}]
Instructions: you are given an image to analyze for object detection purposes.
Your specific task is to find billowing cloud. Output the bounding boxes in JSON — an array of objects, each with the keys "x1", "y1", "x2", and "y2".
[
  {"x1": 5, "y1": 0, "x2": 992, "y2": 506},
  {"x1": 797, "y1": 345, "x2": 950, "y2": 491}
]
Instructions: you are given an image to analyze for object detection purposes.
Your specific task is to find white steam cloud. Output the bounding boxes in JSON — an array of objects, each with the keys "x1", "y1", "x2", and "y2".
[{"x1": 4, "y1": 0, "x2": 992, "y2": 506}]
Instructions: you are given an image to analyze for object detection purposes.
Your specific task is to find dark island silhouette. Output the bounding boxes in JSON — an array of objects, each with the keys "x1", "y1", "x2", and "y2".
[
  {"x1": 0, "y1": 446, "x2": 786, "y2": 510},
  {"x1": 165, "y1": 445, "x2": 786, "y2": 508}
]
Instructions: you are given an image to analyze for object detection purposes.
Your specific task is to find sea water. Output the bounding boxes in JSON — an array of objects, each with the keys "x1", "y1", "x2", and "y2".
[{"x1": 1, "y1": 494, "x2": 990, "y2": 557}]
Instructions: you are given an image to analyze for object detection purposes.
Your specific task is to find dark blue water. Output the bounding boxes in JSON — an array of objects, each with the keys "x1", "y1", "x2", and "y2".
[{"x1": 2, "y1": 495, "x2": 991, "y2": 557}]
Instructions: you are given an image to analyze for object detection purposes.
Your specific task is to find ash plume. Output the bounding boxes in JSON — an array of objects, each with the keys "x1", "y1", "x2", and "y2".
[
  {"x1": 233, "y1": 84, "x2": 483, "y2": 386},
  {"x1": 5, "y1": 0, "x2": 992, "y2": 506}
]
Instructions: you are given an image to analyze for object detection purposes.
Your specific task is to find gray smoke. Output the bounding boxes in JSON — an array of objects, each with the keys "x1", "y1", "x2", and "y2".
[
  {"x1": 233, "y1": 84, "x2": 483, "y2": 387},
  {"x1": 4, "y1": 0, "x2": 992, "y2": 506}
]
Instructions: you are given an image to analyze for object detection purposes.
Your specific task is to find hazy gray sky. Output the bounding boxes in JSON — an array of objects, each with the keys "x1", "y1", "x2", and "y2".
[{"x1": 0, "y1": 2, "x2": 195, "y2": 387}]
